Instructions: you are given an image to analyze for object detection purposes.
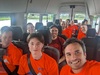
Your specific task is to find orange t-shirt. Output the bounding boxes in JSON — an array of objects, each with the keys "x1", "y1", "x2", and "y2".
[
  {"x1": 62, "y1": 28, "x2": 72, "y2": 38},
  {"x1": 0, "y1": 43, "x2": 22, "y2": 75},
  {"x1": 18, "y1": 53, "x2": 59, "y2": 75},
  {"x1": 60, "y1": 60, "x2": 100, "y2": 75},
  {"x1": 77, "y1": 29, "x2": 86, "y2": 40}
]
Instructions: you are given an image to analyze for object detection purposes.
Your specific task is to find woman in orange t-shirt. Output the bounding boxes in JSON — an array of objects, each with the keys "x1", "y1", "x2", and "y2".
[{"x1": 18, "y1": 32, "x2": 59, "y2": 75}]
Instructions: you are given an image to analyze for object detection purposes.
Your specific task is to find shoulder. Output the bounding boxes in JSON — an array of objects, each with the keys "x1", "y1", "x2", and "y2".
[
  {"x1": 43, "y1": 53, "x2": 58, "y2": 66},
  {"x1": 8, "y1": 43, "x2": 22, "y2": 53},
  {"x1": 19, "y1": 54, "x2": 27, "y2": 64},
  {"x1": 87, "y1": 60, "x2": 100, "y2": 74},
  {"x1": 88, "y1": 60, "x2": 100, "y2": 68},
  {"x1": 43, "y1": 53, "x2": 56, "y2": 62},
  {"x1": 60, "y1": 65, "x2": 70, "y2": 75},
  {"x1": 58, "y1": 36, "x2": 65, "y2": 42}
]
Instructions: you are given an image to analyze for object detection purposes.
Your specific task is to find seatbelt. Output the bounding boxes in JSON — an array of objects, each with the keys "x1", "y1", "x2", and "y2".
[
  {"x1": 2, "y1": 59, "x2": 12, "y2": 75},
  {"x1": 27, "y1": 53, "x2": 37, "y2": 75}
]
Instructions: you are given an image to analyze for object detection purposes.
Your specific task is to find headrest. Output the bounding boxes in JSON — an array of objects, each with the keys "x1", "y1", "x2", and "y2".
[
  {"x1": 37, "y1": 29, "x2": 52, "y2": 45},
  {"x1": 74, "y1": 20, "x2": 78, "y2": 23},
  {"x1": 44, "y1": 46, "x2": 60, "y2": 63},
  {"x1": 11, "y1": 26, "x2": 23, "y2": 41},
  {"x1": 47, "y1": 22, "x2": 53, "y2": 28},
  {"x1": 35, "y1": 22, "x2": 43, "y2": 30},
  {"x1": 86, "y1": 28, "x2": 96, "y2": 38},
  {"x1": 55, "y1": 19, "x2": 60, "y2": 25}
]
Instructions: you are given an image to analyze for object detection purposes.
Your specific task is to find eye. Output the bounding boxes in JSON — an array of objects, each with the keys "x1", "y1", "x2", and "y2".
[
  {"x1": 36, "y1": 43, "x2": 40, "y2": 46},
  {"x1": 30, "y1": 42, "x2": 34, "y2": 45},
  {"x1": 66, "y1": 53, "x2": 71, "y2": 57},
  {"x1": 75, "y1": 50, "x2": 80, "y2": 55}
]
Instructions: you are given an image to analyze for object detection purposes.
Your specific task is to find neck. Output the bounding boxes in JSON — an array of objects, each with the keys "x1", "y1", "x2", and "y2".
[
  {"x1": 31, "y1": 52, "x2": 42, "y2": 60},
  {"x1": 52, "y1": 36, "x2": 57, "y2": 40}
]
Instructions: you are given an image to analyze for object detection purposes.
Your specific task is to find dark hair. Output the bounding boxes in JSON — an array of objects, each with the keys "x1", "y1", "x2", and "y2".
[
  {"x1": 49, "y1": 25, "x2": 58, "y2": 29},
  {"x1": 27, "y1": 23, "x2": 33, "y2": 26},
  {"x1": 27, "y1": 32, "x2": 44, "y2": 44},
  {"x1": 63, "y1": 38, "x2": 86, "y2": 53},
  {"x1": 1, "y1": 26, "x2": 12, "y2": 34}
]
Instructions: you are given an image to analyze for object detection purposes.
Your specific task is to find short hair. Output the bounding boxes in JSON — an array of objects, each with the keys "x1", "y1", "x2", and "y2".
[
  {"x1": 1, "y1": 26, "x2": 12, "y2": 34},
  {"x1": 27, "y1": 32, "x2": 44, "y2": 44},
  {"x1": 63, "y1": 38, "x2": 86, "y2": 53},
  {"x1": 27, "y1": 23, "x2": 33, "y2": 26},
  {"x1": 49, "y1": 25, "x2": 58, "y2": 29}
]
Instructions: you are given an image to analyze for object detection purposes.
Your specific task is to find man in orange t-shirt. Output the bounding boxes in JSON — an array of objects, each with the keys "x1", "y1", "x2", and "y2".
[
  {"x1": 62, "y1": 27, "x2": 72, "y2": 38},
  {"x1": 60, "y1": 38, "x2": 100, "y2": 75},
  {"x1": 77, "y1": 25, "x2": 87, "y2": 40},
  {"x1": 18, "y1": 32, "x2": 59, "y2": 75},
  {"x1": 0, "y1": 26, "x2": 22, "y2": 75},
  {"x1": 77, "y1": 29, "x2": 86, "y2": 40},
  {"x1": 18, "y1": 53, "x2": 59, "y2": 75}
]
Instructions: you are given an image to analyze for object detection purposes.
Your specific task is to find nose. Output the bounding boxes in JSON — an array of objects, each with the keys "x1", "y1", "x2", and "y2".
[{"x1": 70, "y1": 54, "x2": 77, "y2": 61}]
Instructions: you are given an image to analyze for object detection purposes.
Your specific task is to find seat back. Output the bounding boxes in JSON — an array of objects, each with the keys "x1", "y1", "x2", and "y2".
[
  {"x1": 11, "y1": 26, "x2": 23, "y2": 41},
  {"x1": 12, "y1": 41, "x2": 29, "y2": 54},
  {"x1": 82, "y1": 38, "x2": 97, "y2": 60},
  {"x1": 47, "y1": 22, "x2": 53, "y2": 28},
  {"x1": 86, "y1": 28, "x2": 96, "y2": 38},
  {"x1": 95, "y1": 36, "x2": 100, "y2": 61},
  {"x1": 37, "y1": 29, "x2": 52, "y2": 45},
  {"x1": 35, "y1": 22, "x2": 43, "y2": 30},
  {"x1": 44, "y1": 46, "x2": 60, "y2": 63}
]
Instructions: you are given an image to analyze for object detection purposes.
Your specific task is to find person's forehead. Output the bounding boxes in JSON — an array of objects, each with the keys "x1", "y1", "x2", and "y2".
[
  {"x1": 29, "y1": 38, "x2": 41, "y2": 43},
  {"x1": 50, "y1": 27, "x2": 58, "y2": 30},
  {"x1": 27, "y1": 24, "x2": 34, "y2": 28},
  {"x1": 65, "y1": 43, "x2": 82, "y2": 52},
  {"x1": 2, "y1": 31, "x2": 12, "y2": 34},
  {"x1": 1, "y1": 32, "x2": 12, "y2": 37}
]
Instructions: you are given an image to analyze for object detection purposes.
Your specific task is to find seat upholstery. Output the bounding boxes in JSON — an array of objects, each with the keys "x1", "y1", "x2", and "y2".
[
  {"x1": 47, "y1": 22, "x2": 53, "y2": 28},
  {"x1": 44, "y1": 46, "x2": 60, "y2": 63},
  {"x1": 35, "y1": 22, "x2": 43, "y2": 30},
  {"x1": 37, "y1": 29, "x2": 52, "y2": 45},
  {"x1": 11, "y1": 26, "x2": 23, "y2": 41},
  {"x1": 86, "y1": 28, "x2": 96, "y2": 38}
]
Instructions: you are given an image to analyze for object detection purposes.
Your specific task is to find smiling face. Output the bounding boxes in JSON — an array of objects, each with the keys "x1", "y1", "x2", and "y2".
[
  {"x1": 28, "y1": 38, "x2": 44, "y2": 55},
  {"x1": 1, "y1": 31, "x2": 12, "y2": 48},
  {"x1": 64, "y1": 42, "x2": 86, "y2": 71},
  {"x1": 27, "y1": 24, "x2": 35, "y2": 34},
  {"x1": 50, "y1": 27, "x2": 58, "y2": 39}
]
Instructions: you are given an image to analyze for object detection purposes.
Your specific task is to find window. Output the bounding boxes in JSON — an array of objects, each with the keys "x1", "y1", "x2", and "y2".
[
  {"x1": 74, "y1": 13, "x2": 85, "y2": 23},
  {"x1": 48, "y1": 14, "x2": 54, "y2": 22},
  {"x1": 60, "y1": 13, "x2": 70, "y2": 21},
  {"x1": 27, "y1": 13, "x2": 40, "y2": 26},
  {"x1": 0, "y1": 16, "x2": 11, "y2": 29},
  {"x1": 42, "y1": 14, "x2": 54, "y2": 26}
]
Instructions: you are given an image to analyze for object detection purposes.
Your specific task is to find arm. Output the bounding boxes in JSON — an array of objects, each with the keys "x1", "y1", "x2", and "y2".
[{"x1": 59, "y1": 55, "x2": 65, "y2": 64}]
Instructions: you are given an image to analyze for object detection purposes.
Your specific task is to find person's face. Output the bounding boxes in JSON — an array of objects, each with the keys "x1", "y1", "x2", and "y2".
[
  {"x1": 28, "y1": 38, "x2": 44, "y2": 55},
  {"x1": 64, "y1": 43, "x2": 86, "y2": 71},
  {"x1": 70, "y1": 21, "x2": 74, "y2": 25},
  {"x1": 61, "y1": 21, "x2": 66, "y2": 29},
  {"x1": 84, "y1": 21, "x2": 88, "y2": 25},
  {"x1": 1, "y1": 31, "x2": 12, "y2": 48},
  {"x1": 81, "y1": 26, "x2": 85, "y2": 32},
  {"x1": 50, "y1": 27, "x2": 58, "y2": 38},
  {"x1": 27, "y1": 25, "x2": 35, "y2": 34}
]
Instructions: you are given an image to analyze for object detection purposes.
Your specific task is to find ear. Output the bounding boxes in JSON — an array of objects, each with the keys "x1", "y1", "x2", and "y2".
[{"x1": 84, "y1": 52, "x2": 87, "y2": 58}]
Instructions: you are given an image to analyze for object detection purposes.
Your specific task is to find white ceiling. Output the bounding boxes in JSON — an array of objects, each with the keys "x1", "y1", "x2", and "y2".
[{"x1": 0, "y1": 0, "x2": 100, "y2": 15}]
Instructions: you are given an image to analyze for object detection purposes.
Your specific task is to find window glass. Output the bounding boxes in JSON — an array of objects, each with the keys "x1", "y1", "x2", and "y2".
[
  {"x1": 0, "y1": 16, "x2": 11, "y2": 29},
  {"x1": 60, "y1": 13, "x2": 70, "y2": 21},
  {"x1": 74, "y1": 13, "x2": 85, "y2": 23},
  {"x1": 27, "y1": 13, "x2": 40, "y2": 26}
]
